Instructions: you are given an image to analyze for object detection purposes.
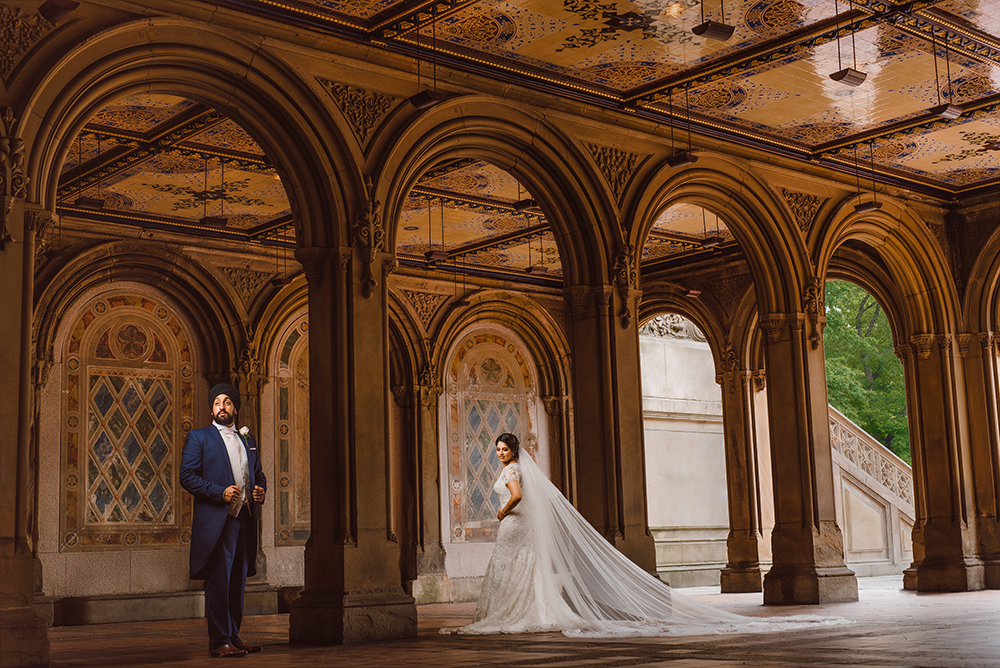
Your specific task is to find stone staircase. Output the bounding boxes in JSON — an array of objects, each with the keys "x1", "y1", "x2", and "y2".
[{"x1": 828, "y1": 406, "x2": 915, "y2": 576}]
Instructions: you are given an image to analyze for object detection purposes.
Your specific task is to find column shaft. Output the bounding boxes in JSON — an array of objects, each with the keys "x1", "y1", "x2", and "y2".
[{"x1": 759, "y1": 313, "x2": 858, "y2": 604}]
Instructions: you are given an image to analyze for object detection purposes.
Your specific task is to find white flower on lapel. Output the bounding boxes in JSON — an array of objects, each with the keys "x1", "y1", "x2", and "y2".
[{"x1": 239, "y1": 426, "x2": 250, "y2": 438}]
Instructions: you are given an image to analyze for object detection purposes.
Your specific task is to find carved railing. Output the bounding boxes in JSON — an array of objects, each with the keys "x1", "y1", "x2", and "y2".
[{"x1": 829, "y1": 406, "x2": 913, "y2": 507}]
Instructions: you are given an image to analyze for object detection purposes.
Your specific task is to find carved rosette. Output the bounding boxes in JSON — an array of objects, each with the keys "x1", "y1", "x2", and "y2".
[
  {"x1": 803, "y1": 278, "x2": 825, "y2": 350},
  {"x1": 1, "y1": 107, "x2": 27, "y2": 251},
  {"x1": 354, "y1": 176, "x2": 385, "y2": 298}
]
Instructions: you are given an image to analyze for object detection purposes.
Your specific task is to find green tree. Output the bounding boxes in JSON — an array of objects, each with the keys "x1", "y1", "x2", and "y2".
[{"x1": 823, "y1": 280, "x2": 910, "y2": 463}]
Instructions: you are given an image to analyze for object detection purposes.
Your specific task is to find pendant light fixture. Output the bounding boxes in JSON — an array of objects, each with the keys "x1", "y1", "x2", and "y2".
[
  {"x1": 200, "y1": 157, "x2": 228, "y2": 227},
  {"x1": 701, "y1": 208, "x2": 725, "y2": 248},
  {"x1": 829, "y1": 0, "x2": 867, "y2": 86},
  {"x1": 853, "y1": 140, "x2": 882, "y2": 213},
  {"x1": 526, "y1": 229, "x2": 548, "y2": 275},
  {"x1": 409, "y1": 7, "x2": 449, "y2": 109},
  {"x1": 692, "y1": 0, "x2": 735, "y2": 41},
  {"x1": 928, "y1": 27, "x2": 963, "y2": 119},
  {"x1": 425, "y1": 197, "x2": 448, "y2": 263},
  {"x1": 512, "y1": 182, "x2": 536, "y2": 212},
  {"x1": 666, "y1": 87, "x2": 699, "y2": 168}
]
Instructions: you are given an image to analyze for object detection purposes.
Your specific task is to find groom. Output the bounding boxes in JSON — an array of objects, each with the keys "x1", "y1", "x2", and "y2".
[{"x1": 180, "y1": 383, "x2": 266, "y2": 658}]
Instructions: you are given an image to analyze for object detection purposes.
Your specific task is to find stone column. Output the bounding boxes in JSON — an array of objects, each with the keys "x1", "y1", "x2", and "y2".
[
  {"x1": 758, "y1": 311, "x2": 858, "y2": 604},
  {"x1": 565, "y1": 284, "x2": 655, "y2": 572},
  {"x1": 234, "y1": 323, "x2": 269, "y2": 582},
  {"x1": 0, "y1": 109, "x2": 49, "y2": 667},
  {"x1": 900, "y1": 334, "x2": 984, "y2": 591},
  {"x1": 716, "y1": 349, "x2": 766, "y2": 593},
  {"x1": 288, "y1": 245, "x2": 416, "y2": 643},
  {"x1": 966, "y1": 333, "x2": 1000, "y2": 588}
]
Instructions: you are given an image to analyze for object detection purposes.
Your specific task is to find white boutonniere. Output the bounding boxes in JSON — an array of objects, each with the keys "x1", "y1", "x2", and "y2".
[{"x1": 239, "y1": 426, "x2": 250, "y2": 438}]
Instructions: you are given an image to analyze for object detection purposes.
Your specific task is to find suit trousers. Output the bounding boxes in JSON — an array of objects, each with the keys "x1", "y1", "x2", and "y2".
[{"x1": 204, "y1": 507, "x2": 253, "y2": 650}]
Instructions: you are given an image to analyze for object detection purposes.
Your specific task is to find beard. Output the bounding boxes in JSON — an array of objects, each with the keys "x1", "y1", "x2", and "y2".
[{"x1": 215, "y1": 410, "x2": 235, "y2": 426}]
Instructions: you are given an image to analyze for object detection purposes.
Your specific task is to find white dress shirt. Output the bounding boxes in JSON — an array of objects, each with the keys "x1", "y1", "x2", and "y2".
[{"x1": 214, "y1": 421, "x2": 250, "y2": 516}]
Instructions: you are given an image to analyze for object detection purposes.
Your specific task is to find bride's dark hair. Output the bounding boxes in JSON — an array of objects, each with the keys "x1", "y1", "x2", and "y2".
[{"x1": 496, "y1": 433, "x2": 520, "y2": 460}]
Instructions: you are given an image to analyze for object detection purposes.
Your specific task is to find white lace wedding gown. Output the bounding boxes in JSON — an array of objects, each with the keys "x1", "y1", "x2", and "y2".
[{"x1": 447, "y1": 454, "x2": 849, "y2": 637}]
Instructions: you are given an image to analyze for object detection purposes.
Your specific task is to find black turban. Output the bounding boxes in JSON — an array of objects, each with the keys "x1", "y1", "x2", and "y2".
[{"x1": 209, "y1": 383, "x2": 241, "y2": 413}]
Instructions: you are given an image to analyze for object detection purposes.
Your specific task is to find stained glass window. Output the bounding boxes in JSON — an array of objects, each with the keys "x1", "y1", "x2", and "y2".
[{"x1": 447, "y1": 331, "x2": 538, "y2": 542}]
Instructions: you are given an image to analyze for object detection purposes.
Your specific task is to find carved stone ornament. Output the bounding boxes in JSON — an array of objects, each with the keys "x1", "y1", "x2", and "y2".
[
  {"x1": 0, "y1": 5, "x2": 51, "y2": 82},
  {"x1": 565, "y1": 285, "x2": 591, "y2": 320},
  {"x1": 1, "y1": 107, "x2": 27, "y2": 251},
  {"x1": 803, "y1": 277, "x2": 825, "y2": 350},
  {"x1": 587, "y1": 143, "x2": 643, "y2": 203},
  {"x1": 752, "y1": 369, "x2": 766, "y2": 391},
  {"x1": 758, "y1": 314, "x2": 788, "y2": 343},
  {"x1": 612, "y1": 243, "x2": 639, "y2": 328},
  {"x1": 721, "y1": 344, "x2": 740, "y2": 373},
  {"x1": 294, "y1": 247, "x2": 330, "y2": 282},
  {"x1": 910, "y1": 334, "x2": 937, "y2": 360},
  {"x1": 638, "y1": 313, "x2": 707, "y2": 342},
  {"x1": 957, "y1": 334, "x2": 974, "y2": 358},
  {"x1": 236, "y1": 322, "x2": 264, "y2": 398},
  {"x1": 354, "y1": 175, "x2": 385, "y2": 298},
  {"x1": 321, "y1": 81, "x2": 396, "y2": 145},
  {"x1": 705, "y1": 273, "x2": 751, "y2": 315},
  {"x1": 221, "y1": 266, "x2": 271, "y2": 306},
  {"x1": 781, "y1": 189, "x2": 824, "y2": 234},
  {"x1": 402, "y1": 289, "x2": 449, "y2": 329},
  {"x1": 980, "y1": 332, "x2": 998, "y2": 354},
  {"x1": 893, "y1": 344, "x2": 910, "y2": 362}
]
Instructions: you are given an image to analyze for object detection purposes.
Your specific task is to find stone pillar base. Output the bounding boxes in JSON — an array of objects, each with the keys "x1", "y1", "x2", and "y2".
[
  {"x1": 913, "y1": 558, "x2": 984, "y2": 591},
  {"x1": 903, "y1": 566, "x2": 918, "y2": 590},
  {"x1": 0, "y1": 606, "x2": 50, "y2": 668},
  {"x1": 289, "y1": 589, "x2": 417, "y2": 645},
  {"x1": 762, "y1": 566, "x2": 858, "y2": 605},
  {"x1": 720, "y1": 565, "x2": 764, "y2": 593},
  {"x1": 983, "y1": 559, "x2": 1000, "y2": 589}
]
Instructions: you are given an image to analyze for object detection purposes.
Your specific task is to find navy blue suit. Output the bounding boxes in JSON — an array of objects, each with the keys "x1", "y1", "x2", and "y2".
[{"x1": 180, "y1": 424, "x2": 266, "y2": 650}]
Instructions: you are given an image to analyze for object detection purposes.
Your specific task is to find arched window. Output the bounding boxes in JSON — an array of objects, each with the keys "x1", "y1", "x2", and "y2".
[
  {"x1": 445, "y1": 328, "x2": 540, "y2": 542},
  {"x1": 272, "y1": 313, "x2": 310, "y2": 546},
  {"x1": 61, "y1": 294, "x2": 194, "y2": 550}
]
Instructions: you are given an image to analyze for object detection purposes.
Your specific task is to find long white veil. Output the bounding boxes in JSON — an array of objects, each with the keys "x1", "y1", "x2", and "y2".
[{"x1": 516, "y1": 452, "x2": 847, "y2": 637}]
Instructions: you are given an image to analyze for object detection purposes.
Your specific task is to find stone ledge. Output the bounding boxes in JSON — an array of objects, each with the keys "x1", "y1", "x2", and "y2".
[{"x1": 34, "y1": 587, "x2": 278, "y2": 626}]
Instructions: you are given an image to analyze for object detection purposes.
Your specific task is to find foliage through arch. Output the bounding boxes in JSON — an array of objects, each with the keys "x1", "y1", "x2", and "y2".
[{"x1": 824, "y1": 280, "x2": 910, "y2": 463}]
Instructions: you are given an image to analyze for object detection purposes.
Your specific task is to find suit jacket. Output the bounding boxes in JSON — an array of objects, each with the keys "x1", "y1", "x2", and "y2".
[{"x1": 180, "y1": 424, "x2": 266, "y2": 580}]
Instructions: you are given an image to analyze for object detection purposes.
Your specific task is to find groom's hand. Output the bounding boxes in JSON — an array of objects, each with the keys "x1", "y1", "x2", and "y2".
[{"x1": 253, "y1": 485, "x2": 265, "y2": 503}]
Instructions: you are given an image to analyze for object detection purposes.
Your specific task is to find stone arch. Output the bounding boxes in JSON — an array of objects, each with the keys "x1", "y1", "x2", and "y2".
[
  {"x1": 374, "y1": 97, "x2": 617, "y2": 287},
  {"x1": 630, "y1": 154, "x2": 808, "y2": 315},
  {"x1": 827, "y1": 244, "x2": 908, "y2": 351},
  {"x1": 21, "y1": 17, "x2": 354, "y2": 249},
  {"x1": 638, "y1": 290, "x2": 726, "y2": 376},
  {"x1": 813, "y1": 197, "x2": 960, "y2": 336},
  {"x1": 34, "y1": 241, "x2": 238, "y2": 382},
  {"x1": 963, "y1": 224, "x2": 1000, "y2": 334}
]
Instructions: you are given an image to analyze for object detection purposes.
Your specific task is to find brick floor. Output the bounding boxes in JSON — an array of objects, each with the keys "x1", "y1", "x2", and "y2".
[{"x1": 48, "y1": 577, "x2": 1000, "y2": 667}]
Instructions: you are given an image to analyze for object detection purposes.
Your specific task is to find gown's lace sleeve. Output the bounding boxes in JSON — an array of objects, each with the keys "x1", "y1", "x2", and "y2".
[{"x1": 500, "y1": 462, "x2": 521, "y2": 486}]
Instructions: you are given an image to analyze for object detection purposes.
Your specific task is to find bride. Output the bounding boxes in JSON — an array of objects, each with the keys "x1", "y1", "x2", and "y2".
[{"x1": 447, "y1": 433, "x2": 848, "y2": 637}]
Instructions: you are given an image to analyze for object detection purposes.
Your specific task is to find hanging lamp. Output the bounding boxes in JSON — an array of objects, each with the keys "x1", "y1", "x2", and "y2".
[
  {"x1": 853, "y1": 141, "x2": 882, "y2": 213},
  {"x1": 76, "y1": 133, "x2": 106, "y2": 210},
  {"x1": 666, "y1": 87, "x2": 699, "y2": 168},
  {"x1": 927, "y1": 27, "x2": 963, "y2": 119},
  {"x1": 692, "y1": 0, "x2": 735, "y2": 40},
  {"x1": 409, "y1": 8, "x2": 450, "y2": 109},
  {"x1": 200, "y1": 157, "x2": 229, "y2": 227},
  {"x1": 829, "y1": 0, "x2": 867, "y2": 86}
]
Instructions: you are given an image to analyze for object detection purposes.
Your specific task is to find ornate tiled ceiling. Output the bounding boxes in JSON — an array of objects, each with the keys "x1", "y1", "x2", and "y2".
[
  {"x1": 216, "y1": 0, "x2": 1000, "y2": 196},
  {"x1": 58, "y1": 93, "x2": 728, "y2": 282}
]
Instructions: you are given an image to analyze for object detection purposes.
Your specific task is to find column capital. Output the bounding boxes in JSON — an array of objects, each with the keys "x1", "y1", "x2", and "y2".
[{"x1": 758, "y1": 312, "x2": 806, "y2": 343}]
